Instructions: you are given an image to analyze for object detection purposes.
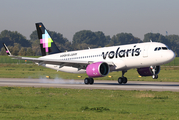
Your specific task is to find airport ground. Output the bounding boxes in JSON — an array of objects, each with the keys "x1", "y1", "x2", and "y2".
[{"x1": 0, "y1": 61, "x2": 179, "y2": 119}]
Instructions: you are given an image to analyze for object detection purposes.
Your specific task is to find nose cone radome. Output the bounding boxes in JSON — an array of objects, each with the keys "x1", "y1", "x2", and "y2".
[{"x1": 167, "y1": 50, "x2": 175, "y2": 63}]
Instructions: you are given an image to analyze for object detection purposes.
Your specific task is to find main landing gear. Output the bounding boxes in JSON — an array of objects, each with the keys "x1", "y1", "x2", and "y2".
[
  {"x1": 84, "y1": 70, "x2": 128, "y2": 85},
  {"x1": 118, "y1": 70, "x2": 128, "y2": 84},
  {"x1": 84, "y1": 78, "x2": 94, "y2": 85}
]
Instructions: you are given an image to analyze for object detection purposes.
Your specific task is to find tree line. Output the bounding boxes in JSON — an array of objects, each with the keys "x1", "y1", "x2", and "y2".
[{"x1": 0, "y1": 29, "x2": 179, "y2": 56}]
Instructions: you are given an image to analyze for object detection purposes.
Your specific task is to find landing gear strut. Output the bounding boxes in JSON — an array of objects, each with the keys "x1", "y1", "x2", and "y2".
[
  {"x1": 151, "y1": 66, "x2": 158, "y2": 79},
  {"x1": 118, "y1": 70, "x2": 128, "y2": 84},
  {"x1": 84, "y1": 78, "x2": 94, "y2": 85}
]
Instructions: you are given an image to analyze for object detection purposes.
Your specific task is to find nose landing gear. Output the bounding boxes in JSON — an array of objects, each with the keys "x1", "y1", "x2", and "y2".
[
  {"x1": 152, "y1": 74, "x2": 158, "y2": 79},
  {"x1": 151, "y1": 66, "x2": 159, "y2": 79}
]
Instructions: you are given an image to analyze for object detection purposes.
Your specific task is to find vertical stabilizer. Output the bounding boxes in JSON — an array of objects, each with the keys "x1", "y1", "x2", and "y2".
[{"x1": 35, "y1": 22, "x2": 61, "y2": 56}]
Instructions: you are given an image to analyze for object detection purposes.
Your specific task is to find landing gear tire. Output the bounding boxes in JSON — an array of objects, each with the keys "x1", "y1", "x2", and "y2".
[
  {"x1": 84, "y1": 78, "x2": 89, "y2": 84},
  {"x1": 152, "y1": 75, "x2": 158, "y2": 79},
  {"x1": 118, "y1": 77, "x2": 123, "y2": 84},
  {"x1": 89, "y1": 78, "x2": 94, "y2": 85},
  {"x1": 118, "y1": 77, "x2": 128, "y2": 84},
  {"x1": 84, "y1": 78, "x2": 94, "y2": 85},
  {"x1": 123, "y1": 77, "x2": 127, "y2": 84}
]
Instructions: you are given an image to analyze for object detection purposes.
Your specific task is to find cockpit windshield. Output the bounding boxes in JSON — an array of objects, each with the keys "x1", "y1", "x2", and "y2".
[
  {"x1": 154, "y1": 47, "x2": 168, "y2": 51},
  {"x1": 162, "y1": 47, "x2": 168, "y2": 50}
]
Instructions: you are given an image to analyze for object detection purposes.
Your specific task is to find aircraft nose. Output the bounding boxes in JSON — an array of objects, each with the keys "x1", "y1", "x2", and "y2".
[{"x1": 168, "y1": 50, "x2": 175, "y2": 62}]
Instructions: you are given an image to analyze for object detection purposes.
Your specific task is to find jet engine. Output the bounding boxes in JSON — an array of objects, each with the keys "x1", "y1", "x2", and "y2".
[
  {"x1": 137, "y1": 66, "x2": 160, "y2": 77},
  {"x1": 86, "y1": 62, "x2": 110, "y2": 78}
]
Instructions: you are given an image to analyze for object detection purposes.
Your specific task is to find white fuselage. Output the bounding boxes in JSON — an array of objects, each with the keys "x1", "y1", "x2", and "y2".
[{"x1": 39, "y1": 42, "x2": 175, "y2": 74}]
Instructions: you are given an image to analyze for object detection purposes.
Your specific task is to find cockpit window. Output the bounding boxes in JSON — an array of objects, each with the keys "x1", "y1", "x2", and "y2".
[
  {"x1": 162, "y1": 47, "x2": 168, "y2": 50},
  {"x1": 158, "y1": 47, "x2": 161, "y2": 51},
  {"x1": 154, "y1": 46, "x2": 169, "y2": 51},
  {"x1": 154, "y1": 47, "x2": 158, "y2": 51}
]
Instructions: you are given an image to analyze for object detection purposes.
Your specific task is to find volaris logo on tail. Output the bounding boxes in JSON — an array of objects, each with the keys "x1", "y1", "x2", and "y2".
[{"x1": 40, "y1": 30, "x2": 53, "y2": 52}]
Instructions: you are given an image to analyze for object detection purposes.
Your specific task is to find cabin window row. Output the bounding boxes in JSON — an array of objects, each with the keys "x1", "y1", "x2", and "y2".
[{"x1": 60, "y1": 54, "x2": 102, "y2": 60}]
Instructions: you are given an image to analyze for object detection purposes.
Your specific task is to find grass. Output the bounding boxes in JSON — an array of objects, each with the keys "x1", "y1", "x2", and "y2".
[
  {"x1": 0, "y1": 56, "x2": 38, "y2": 64},
  {"x1": 0, "y1": 63, "x2": 179, "y2": 82},
  {"x1": 0, "y1": 87, "x2": 179, "y2": 119}
]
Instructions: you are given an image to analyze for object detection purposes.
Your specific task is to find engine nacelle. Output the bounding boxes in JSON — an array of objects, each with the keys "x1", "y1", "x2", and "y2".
[
  {"x1": 137, "y1": 66, "x2": 160, "y2": 76},
  {"x1": 86, "y1": 62, "x2": 110, "y2": 78}
]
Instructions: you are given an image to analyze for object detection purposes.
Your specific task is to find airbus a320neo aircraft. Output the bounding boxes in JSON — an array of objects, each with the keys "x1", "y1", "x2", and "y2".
[{"x1": 3, "y1": 23, "x2": 175, "y2": 84}]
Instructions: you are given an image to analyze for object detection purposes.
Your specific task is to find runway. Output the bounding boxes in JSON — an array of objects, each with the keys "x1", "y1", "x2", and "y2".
[{"x1": 0, "y1": 78, "x2": 179, "y2": 92}]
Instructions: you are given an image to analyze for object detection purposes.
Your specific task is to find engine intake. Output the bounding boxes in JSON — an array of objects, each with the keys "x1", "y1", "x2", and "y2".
[
  {"x1": 86, "y1": 62, "x2": 110, "y2": 78},
  {"x1": 137, "y1": 66, "x2": 160, "y2": 76}
]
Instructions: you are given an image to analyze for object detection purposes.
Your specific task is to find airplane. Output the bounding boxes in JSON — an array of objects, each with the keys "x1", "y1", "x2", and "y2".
[{"x1": 3, "y1": 22, "x2": 175, "y2": 85}]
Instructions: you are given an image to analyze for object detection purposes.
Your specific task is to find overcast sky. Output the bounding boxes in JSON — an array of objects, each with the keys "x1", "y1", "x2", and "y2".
[{"x1": 0, "y1": 0, "x2": 179, "y2": 41}]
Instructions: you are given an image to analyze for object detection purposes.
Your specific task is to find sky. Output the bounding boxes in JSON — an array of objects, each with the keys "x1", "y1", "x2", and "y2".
[{"x1": 0, "y1": 0, "x2": 179, "y2": 41}]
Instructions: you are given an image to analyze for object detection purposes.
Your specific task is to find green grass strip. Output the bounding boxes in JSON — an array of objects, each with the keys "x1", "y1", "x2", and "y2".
[{"x1": 0, "y1": 87, "x2": 178, "y2": 119}]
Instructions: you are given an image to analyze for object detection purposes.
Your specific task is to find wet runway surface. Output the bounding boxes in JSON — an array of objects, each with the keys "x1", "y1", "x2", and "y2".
[{"x1": 0, "y1": 78, "x2": 179, "y2": 91}]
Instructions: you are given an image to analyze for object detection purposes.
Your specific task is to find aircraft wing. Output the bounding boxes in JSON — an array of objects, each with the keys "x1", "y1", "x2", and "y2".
[
  {"x1": 9, "y1": 55, "x2": 115, "y2": 69},
  {"x1": 3, "y1": 43, "x2": 117, "y2": 69}
]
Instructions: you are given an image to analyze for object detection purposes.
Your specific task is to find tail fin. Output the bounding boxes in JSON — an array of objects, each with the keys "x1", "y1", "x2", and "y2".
[
  {"x1": 35, "y1": 22, "x2": 61, "y2": 56},
  {"x1": 3, "y1": 43, "x2": 11, "y2": 55}
]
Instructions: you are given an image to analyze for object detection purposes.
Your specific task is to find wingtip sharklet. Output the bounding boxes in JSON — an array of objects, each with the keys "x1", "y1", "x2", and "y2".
[{"x1": 3, "y1": 43, "x2": 12, "y2": 56}]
